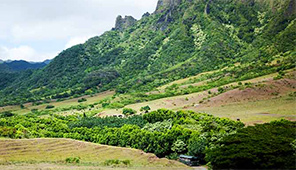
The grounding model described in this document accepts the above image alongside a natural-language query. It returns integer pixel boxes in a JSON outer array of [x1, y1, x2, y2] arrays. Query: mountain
[[0, 0, 295, 106], [0, 60, 50, 92], [43, 59, 52, 65], [0, 60, 48, 72]]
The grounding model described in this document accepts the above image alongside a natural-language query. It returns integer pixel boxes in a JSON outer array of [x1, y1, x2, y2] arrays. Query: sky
[[0, 0, 158, 62]]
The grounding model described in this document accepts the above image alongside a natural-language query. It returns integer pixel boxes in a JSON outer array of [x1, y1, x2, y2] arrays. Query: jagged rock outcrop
[[142, 12, 150, 18], [114, 15, 137, 31], [154, 0, 182, 14], [154, 0, 185, 31]]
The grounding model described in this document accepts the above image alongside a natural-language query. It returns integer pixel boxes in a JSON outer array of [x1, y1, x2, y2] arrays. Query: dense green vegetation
[[0, 60, 47, 72], [122, 108, 137, 116], [0, 109, 294, 169], [0, 0, 295, 106], [69, 115, 147, 129], [104, 62, 294, 107], [206, 120, 296, 169], [0, 109, 243, 160]]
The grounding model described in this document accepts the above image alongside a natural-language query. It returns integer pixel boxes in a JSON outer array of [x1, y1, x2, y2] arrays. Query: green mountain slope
[[0, 0, 295, 106], [0, 60, 49, 91], [0, 60, 48, 72]]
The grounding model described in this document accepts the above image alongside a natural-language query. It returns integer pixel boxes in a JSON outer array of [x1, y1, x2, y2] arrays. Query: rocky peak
[[155, 0, 182, 14], [142, 12, 150, 18], [114, 15, 137, 31]]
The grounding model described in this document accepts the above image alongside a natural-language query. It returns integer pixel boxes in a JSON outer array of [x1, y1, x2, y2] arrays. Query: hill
[[95, 69, 296, 125], [0, 60, 49, 72], [0, 60, 50, 91], [0, 138, 188, 170], [0, 0, 295, 106]]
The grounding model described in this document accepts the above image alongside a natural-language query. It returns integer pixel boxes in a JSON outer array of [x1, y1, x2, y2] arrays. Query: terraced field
[[0, 138, 189, 170]]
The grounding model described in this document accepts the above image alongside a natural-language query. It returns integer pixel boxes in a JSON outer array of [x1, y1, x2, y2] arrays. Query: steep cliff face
[[114, 15, 137, 31], [155, 0, 182, 14], [154, 0, 186, 30]]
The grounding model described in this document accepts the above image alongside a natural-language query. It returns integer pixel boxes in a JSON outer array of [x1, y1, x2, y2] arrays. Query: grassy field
[[0, 91, 115, 115], [101, 71, 296, 125], [102, 92, 295, 125], [189, 95, 296, 125], [157, 69, 218, 91], [0, 138, 190, 170]]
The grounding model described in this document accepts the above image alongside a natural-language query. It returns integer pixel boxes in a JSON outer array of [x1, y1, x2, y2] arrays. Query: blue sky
[[0, 0, 158, 62]]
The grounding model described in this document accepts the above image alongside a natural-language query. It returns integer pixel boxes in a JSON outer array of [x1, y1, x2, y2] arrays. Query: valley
[[0, 0, 295, 169]]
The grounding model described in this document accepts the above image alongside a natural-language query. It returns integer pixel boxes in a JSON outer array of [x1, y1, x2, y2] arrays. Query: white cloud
[[0, 0, 159, 61], [65, 35, 96, 49], [0, 45, 56, 62], [2, 0, 158, 42]]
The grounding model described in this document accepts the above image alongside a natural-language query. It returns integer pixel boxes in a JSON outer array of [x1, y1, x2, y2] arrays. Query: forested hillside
[[0, 0, 295, 106], [0, 60, 49, 91]]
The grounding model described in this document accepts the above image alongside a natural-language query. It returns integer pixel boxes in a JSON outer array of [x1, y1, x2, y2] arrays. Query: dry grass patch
[[0, 138, 188, 170]]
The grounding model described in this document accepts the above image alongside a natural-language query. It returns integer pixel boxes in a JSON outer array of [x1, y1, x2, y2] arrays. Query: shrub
[[104, 159, 120, 166], [78, 98, 87, 103], [20, 104, 25, 109], [140, 105, 151, 113], [122, 108, 137, 116], [171, 139, 187, 153], [45, 105, 55, 109], [217, 87, 224, 93], [31, 109, 38, 113], [104, 159, 131, 166], [65, 157, 80, 163], [122, 160, 131, 166], [107, 102, 125, 109], [0, 111, 15, 118]]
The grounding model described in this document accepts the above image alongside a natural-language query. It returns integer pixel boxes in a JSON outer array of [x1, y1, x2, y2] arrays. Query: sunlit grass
[[0, 138, 188, 169]]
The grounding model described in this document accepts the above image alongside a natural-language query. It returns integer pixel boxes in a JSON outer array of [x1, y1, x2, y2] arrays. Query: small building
[[179, 155, 199, 166]]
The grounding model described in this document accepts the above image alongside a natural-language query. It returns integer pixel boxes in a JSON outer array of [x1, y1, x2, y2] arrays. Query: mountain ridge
[[0, 0, 295, 106], [0, 59, 50, 72]]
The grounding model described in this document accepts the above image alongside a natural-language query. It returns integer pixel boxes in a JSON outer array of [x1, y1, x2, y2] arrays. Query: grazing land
[[0, 138, 189, 170], [99, 70, 296, 125], [0, 91, 115, 115]]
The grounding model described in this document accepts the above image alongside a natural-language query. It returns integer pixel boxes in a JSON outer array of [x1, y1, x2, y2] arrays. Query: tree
[[140, 105, 151, 113], [20, 104, 25, 109], [171, 139, 187, 153], [206, 120, 296, 169], [122, 108, 137, 117], [78, 98, 87, 103], [188, 133, 207, 163]]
